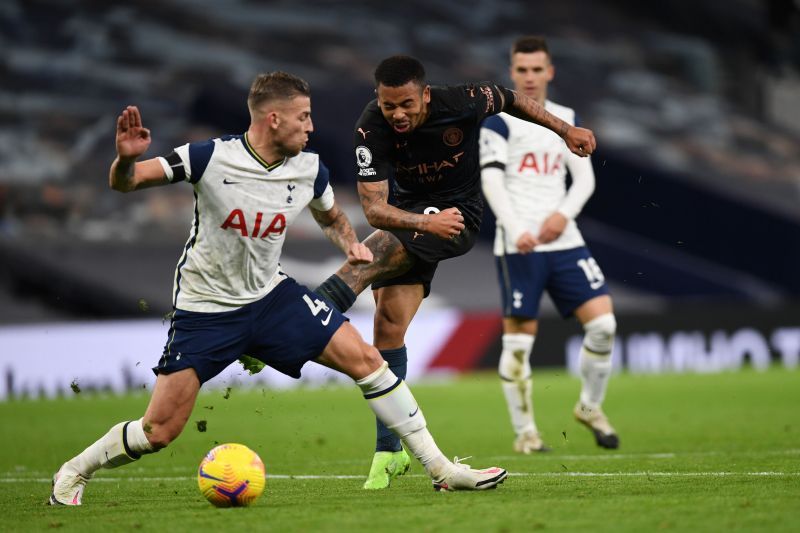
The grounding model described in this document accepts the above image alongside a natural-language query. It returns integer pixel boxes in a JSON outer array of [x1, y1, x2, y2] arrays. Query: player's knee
[[582, 313, 616, 355], [373, 314, 407, 345], [498, 333, 534, 380], [375, 313, 405, 338]]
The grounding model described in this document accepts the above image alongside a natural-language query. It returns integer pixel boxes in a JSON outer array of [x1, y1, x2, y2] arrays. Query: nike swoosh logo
[[408, 406, 419, 417], [321, 309, 333, 326], [198, 465, 225, 482], [223, 178, 240, 185]]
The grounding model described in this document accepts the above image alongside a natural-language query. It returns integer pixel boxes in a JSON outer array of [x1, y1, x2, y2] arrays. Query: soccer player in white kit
[[48, 72, 507, 506], [480, 37, 619, 452]]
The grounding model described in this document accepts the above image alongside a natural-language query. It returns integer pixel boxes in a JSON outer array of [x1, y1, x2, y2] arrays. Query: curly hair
[[374, 55, 426, 88]]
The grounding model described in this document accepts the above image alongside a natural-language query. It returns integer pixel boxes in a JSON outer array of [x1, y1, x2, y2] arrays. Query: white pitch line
[[489, 448, 800, 462], [7, 449, 797, 478], [490, 453, 677, 461], [4, 471, 799, 483], [509, 471, 800, 477]]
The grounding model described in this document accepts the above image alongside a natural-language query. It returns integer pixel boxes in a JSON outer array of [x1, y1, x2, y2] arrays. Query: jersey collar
[[242, 132, 286, 172]]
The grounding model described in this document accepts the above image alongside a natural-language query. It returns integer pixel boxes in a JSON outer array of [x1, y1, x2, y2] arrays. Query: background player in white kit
[[48, 72, 507, 506], [480, 37, 619, 452]]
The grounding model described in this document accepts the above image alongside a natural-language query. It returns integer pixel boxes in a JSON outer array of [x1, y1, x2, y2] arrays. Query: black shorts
[[372, 203, 478, 297]]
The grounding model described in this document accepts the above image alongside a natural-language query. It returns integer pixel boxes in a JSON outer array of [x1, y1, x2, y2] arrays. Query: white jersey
[[479, 100, 595, 255], [157, 133, 334, 312]]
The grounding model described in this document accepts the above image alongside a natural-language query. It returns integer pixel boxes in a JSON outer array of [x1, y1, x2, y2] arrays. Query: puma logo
[[358, 128, 370, 139]]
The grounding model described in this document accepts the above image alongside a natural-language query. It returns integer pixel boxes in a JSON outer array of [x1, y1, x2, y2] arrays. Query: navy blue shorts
[[153, 278, 347, 384], [495, 246, 610, 319]]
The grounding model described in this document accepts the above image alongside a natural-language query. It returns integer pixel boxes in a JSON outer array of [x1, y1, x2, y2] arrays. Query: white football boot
[[432, 457, 508, 491], [48, 463, 91, 506], [513, 430, 551, 454], [574, 402, 620, 449]]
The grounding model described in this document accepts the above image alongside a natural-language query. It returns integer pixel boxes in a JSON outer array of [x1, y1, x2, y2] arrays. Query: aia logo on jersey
[[518, 152, 563, 175], [443, 127, 463, 147], [221, 209, 286, 238]]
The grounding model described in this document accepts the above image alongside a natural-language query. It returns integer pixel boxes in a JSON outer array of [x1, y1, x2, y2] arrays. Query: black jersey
[[354, 83, 509, 229]]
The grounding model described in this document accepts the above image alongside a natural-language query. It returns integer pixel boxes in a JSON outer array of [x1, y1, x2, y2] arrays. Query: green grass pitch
[[2, 367, 798, 532]]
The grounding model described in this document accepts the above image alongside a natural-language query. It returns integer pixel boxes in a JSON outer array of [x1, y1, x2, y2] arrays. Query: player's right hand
[[116, 106, 151, 159], [564, 126, 596, 157], [425, 207, 465, 240], [346, 242, 374, 265], [515, 231, 539, 254]]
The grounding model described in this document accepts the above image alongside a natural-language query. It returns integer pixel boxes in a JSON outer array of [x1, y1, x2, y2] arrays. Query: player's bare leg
[[499, 317, 550, 453], [49, 369, 200, 506], [372, 284, 423, 349], [572, 295, 619, 449], [316, 323, 507, 491]]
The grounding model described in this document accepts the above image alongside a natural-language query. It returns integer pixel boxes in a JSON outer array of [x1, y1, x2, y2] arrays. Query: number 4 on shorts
[[303, 294, 330, 316]]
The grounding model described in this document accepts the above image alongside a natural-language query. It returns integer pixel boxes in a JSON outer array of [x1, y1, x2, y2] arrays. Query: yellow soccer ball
[[197, 443, 266, 507]]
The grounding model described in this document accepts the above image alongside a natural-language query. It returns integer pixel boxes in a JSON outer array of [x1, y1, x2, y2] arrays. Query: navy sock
[[314, 274, 356, 313], [375, 346, 408, 453]]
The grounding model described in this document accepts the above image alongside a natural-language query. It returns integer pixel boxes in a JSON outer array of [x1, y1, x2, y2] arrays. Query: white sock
[[579, 314, 616, 408], [499, 333, 537, 436], [67, 419, 155, 477], [356, 363, 449, 478]]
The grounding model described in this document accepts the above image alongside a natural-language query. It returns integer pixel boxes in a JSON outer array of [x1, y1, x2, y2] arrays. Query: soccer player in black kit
[[314, 55, 596, 489]]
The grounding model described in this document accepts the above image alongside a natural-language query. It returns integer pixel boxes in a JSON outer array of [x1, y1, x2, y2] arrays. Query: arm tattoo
[[506, 90, 571, 138], [110, 156, 136, 191], [358, 181, 427, 231], [310, 203, 359, 255]]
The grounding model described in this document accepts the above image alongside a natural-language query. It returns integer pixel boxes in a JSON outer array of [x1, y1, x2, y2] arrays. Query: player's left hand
[[564, 126, 596, 157], [346, 242, 373, 265], [538, 212, 568, 243]]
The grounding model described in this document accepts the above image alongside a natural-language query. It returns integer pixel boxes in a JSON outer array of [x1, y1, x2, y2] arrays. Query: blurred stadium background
[[1, 0, 799, 399]]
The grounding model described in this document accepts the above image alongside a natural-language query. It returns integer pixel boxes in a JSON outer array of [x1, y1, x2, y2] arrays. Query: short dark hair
[[374, 55, 426, 88], [511, 36, 550, 58], [248, 72, 310, 111]]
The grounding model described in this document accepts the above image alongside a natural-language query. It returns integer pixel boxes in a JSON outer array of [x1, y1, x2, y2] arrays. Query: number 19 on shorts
[[577, 257, 605, 290]]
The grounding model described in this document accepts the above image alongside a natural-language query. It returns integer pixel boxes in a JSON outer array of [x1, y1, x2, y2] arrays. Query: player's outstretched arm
[[310, 201, 373, 265], [357, 181, 464, 239], [109, 106, 168, 193], [505, 92, 597, 157]]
